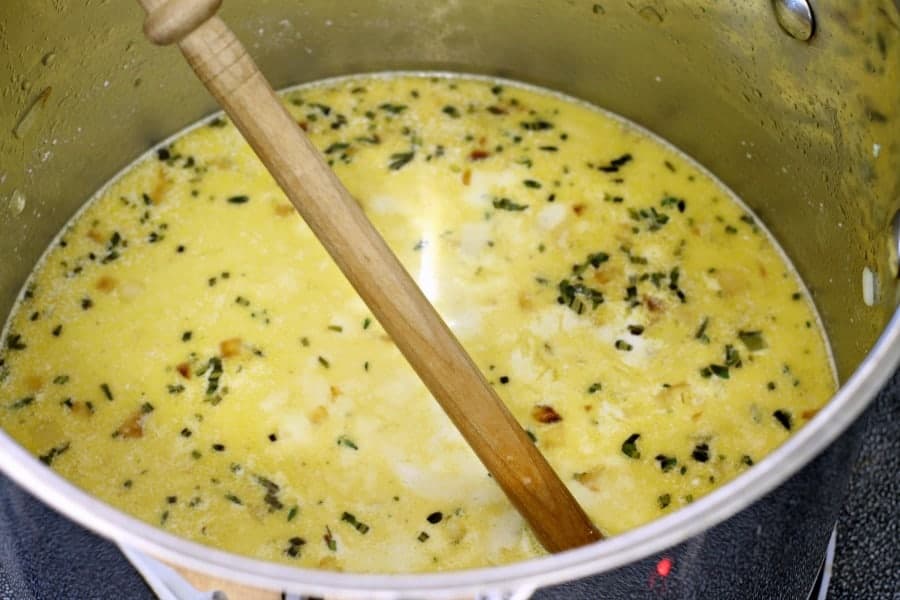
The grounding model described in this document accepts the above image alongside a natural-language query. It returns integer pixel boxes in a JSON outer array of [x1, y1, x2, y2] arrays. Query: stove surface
[[1, 374, 897, 600]]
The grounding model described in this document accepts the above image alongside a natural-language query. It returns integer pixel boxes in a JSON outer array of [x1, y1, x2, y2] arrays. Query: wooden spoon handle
[[135, 0, 602, 552]]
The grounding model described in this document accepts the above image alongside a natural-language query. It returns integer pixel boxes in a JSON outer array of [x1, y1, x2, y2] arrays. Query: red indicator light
[[656, 557, 672, 577]]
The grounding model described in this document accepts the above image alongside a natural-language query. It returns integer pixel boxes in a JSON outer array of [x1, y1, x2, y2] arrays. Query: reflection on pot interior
[[0, 74, 835, 573]]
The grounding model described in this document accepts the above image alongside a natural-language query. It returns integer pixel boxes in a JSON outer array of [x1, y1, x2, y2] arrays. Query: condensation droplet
[[637, 5, 665, 24], [14, 86, 52, 140], [9, 189, 26, 216], [862, 266, 877, 306]]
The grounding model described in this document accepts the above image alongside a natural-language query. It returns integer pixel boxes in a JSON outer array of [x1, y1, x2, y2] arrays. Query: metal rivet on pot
[[772, 0, 815, 41]]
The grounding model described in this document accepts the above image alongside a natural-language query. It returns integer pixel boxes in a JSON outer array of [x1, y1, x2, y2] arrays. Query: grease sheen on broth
[[0, 75, 835, 573]]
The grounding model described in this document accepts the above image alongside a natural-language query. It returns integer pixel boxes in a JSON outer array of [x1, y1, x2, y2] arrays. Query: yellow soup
[[0, 74, 835, 573]]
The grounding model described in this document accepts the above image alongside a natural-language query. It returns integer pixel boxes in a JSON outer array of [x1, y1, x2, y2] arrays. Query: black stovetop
[[1, 373, 897, 599]]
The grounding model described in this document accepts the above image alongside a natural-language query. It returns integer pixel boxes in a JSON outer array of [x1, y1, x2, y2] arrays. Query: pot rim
[[1, 306, 897, 596]]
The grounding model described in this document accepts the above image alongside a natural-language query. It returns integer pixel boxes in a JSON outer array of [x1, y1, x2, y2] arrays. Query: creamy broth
[[0, 74, 835, 573]]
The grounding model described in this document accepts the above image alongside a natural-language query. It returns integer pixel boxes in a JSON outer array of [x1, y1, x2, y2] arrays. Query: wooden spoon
[[136, 0, 602, 552]]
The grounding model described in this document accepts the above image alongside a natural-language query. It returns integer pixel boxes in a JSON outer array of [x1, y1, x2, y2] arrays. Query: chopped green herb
[[100, 383, 114, 401], [694, 317, 710, 343], [388, 151, 415, 170], [417, 531, 430, 542], [324, 526, 337, 551], [9, 396, 34, 409], [6, 334, 26, 350], [614, 339, 633, 352], [342, 511, 370, 534], [224, 493, 243, 505], [520, 119, 554, 131], [523, 179, 542, 189], [700, 364, 729, 379], [287, 506, 299, 521], [379, 102, 407, 115], [773, 410, 793, 431], [724, 344, 742, 368], [629, 206, 669, 231], [285, 536, 306, 558], [655, 454, 678, 472], [363, 317, 372, 330], [660, 196, 686, 213], [556, 251, 610, 314], [557, 280, 604, 314], [53, 375, 69, 385], [738, 330, 767, 352], [691, 442, 710, 462], [587, 382, 602, 394], [337, 435, 358, 450], [596, 153, 633, 173], [624, 285, 638, 306], [571, 252, 609, 276], [441, 105, 460, 118], [226, 195, 249, 204], [317, 356, 330, 368], [205, 357, 223, 395], [324, 142, 350, 154], [492, 197, 528, 211], [39, 441, 70, 466], [256, 475, 283, 511], [309, 102, 331, 115], [621, 433, 641, 459]]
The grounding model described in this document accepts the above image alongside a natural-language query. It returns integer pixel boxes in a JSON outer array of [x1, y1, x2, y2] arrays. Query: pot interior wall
[[1, 2, 898, 379]]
